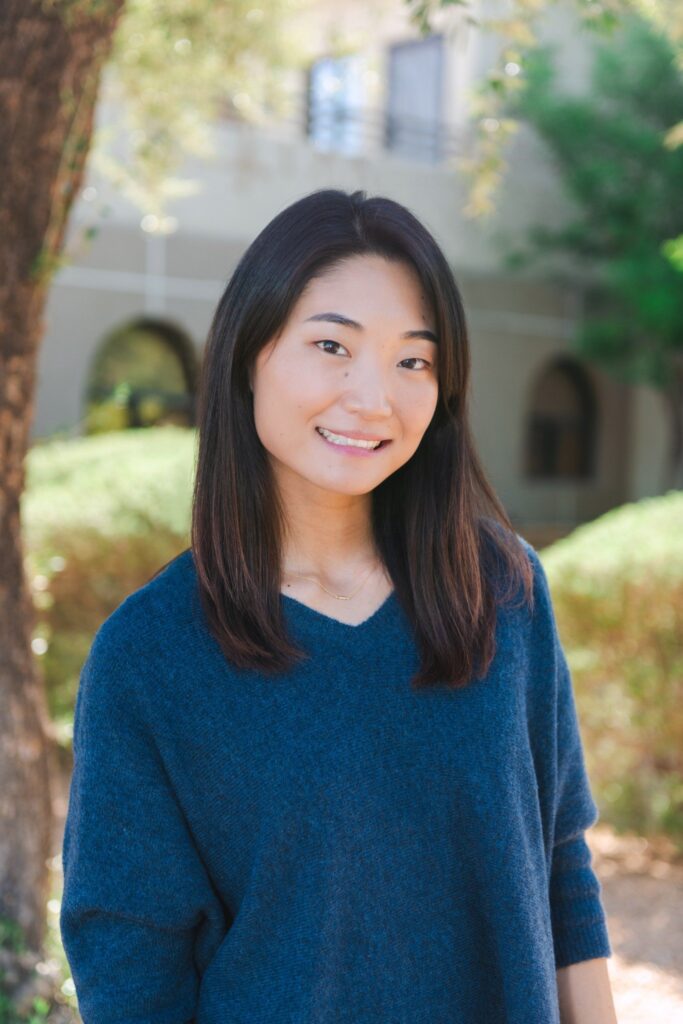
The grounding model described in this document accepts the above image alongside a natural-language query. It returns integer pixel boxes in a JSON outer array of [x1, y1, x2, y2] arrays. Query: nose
[[341, 360, 393, 419]]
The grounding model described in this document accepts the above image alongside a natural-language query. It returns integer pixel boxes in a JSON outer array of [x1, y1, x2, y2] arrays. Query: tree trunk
[[0, 0, 125, 955]]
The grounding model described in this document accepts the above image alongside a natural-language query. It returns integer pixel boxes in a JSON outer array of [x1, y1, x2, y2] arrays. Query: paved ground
[[588, 824, 683, 1023]]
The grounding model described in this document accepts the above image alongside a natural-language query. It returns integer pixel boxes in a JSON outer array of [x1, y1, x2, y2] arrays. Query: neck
[[277, 479, 380, 586], [281, 548, 383, 593]]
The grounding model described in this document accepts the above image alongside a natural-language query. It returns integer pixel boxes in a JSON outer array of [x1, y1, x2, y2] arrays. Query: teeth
[[317, 427, 383, 449]]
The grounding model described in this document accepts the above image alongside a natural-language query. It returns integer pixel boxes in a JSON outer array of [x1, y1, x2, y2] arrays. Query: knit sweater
[[60, 538, 612, 1024]]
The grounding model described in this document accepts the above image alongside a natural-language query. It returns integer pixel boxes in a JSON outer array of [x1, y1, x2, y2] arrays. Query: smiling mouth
[[315, 426, 391, 450]]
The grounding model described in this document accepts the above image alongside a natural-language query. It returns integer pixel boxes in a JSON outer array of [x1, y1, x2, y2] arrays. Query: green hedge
[[23, 425, 196, 542], [539, 489, 683, 849], [22, 426, 196, 761], [22, 427, 683, 848]]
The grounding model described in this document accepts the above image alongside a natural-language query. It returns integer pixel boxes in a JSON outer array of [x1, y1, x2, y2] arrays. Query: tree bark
[[0, 0, 125, 953]]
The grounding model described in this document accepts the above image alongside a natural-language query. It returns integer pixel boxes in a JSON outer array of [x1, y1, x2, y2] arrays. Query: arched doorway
[[523, 357, 598, 479], [84, 318, 198, 434]]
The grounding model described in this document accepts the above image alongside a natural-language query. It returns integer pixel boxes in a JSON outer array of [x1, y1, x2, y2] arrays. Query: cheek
[[399, 379, 439, 434], [252, 364, 323, 449], [264, 351, 330, 408]]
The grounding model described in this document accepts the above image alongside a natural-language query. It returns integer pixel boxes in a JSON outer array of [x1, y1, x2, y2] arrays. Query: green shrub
[[22, 426, 196, 763], [23, 425, 196, 542], [539, 490, 683, 850]]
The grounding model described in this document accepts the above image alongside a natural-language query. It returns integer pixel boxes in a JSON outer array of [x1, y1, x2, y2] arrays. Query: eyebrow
[[303, 311, 439, 345]]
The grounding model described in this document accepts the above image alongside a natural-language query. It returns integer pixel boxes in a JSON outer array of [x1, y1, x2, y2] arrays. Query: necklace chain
[[283, 560, 380, 601]]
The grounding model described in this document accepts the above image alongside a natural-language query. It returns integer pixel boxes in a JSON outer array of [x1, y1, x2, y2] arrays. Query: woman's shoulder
[[478, 517, 542, 607], [480, 522, 558, 655], [88, 547, 197, 669], [496, 531, 566, 678]]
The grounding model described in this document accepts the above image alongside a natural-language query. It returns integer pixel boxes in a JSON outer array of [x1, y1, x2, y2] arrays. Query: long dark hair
[[188, 187, 533, 688]]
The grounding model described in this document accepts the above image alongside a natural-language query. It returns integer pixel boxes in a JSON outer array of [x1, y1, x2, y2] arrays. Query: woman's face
[[250, 253, 440, 498]]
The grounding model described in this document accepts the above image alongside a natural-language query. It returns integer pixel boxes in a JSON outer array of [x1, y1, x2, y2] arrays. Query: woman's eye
[[315, 339, 346, 356], [315, 340, 431, 371], [399, 357, 431, 371]]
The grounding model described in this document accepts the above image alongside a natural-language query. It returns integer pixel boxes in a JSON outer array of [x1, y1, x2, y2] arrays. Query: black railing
[[221, 94, 466, 165], [306, 100, 462, 162]]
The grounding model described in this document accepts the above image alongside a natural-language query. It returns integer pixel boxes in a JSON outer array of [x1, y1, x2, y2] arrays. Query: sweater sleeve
[[60, 620, 229, 1024], [523, 541, 613, 970], [547, 645, 613, 969]]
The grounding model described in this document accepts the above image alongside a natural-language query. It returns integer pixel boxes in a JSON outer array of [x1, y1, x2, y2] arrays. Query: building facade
[[33, 0, 669, 541]]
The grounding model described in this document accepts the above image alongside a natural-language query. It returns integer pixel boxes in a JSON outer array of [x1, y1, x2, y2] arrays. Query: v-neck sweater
[[60, 538, 612, 1024]]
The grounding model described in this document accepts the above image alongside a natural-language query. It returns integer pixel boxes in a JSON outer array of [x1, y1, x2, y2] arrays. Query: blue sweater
[[60, 539, 612, 1024]]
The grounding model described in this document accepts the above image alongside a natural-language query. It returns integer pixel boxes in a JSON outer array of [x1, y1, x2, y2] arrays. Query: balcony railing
[[219, 93, 468, 166]]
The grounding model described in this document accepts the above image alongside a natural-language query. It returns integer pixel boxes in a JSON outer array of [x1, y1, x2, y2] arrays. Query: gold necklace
[[283, 560, 380, 601]]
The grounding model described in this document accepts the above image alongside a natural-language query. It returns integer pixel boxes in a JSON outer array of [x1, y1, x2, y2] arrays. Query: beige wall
[[458, 273, 632, 525], [629, 386, 670, 498], [31, 0, 668, 529]]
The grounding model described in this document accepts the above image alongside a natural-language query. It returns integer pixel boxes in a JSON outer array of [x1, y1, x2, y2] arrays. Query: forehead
[[295, 255, 433, 321]]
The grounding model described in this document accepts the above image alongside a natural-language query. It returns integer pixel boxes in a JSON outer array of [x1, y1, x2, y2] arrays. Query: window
[[306, 54, 367, 156], [523, 357, 597, 479], [385, 35, 445, 163]]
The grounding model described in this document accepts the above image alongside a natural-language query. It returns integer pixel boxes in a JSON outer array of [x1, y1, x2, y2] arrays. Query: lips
[[315, 426, 391, 453], [316, 427, 391, 443]]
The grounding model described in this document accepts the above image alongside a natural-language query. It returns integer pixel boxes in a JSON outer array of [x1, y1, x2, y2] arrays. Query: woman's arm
[[519, 543, 617, 1016], [61, 626, 228, 1024], [556, 957, 618, 1023]]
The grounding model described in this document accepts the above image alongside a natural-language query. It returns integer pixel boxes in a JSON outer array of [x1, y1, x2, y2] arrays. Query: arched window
[[523, 357, 597, 479], [84, 318, 198, 434]]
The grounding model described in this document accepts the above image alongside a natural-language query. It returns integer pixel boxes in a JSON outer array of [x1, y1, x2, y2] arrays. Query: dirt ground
[[588, 824, 683, 1023]]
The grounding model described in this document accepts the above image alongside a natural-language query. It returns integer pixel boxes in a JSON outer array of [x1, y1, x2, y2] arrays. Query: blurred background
[[1, 0, 682, 1021]]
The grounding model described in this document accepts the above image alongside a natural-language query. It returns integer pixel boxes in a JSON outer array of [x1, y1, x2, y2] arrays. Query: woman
[[60, 188, 618, 1023]]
